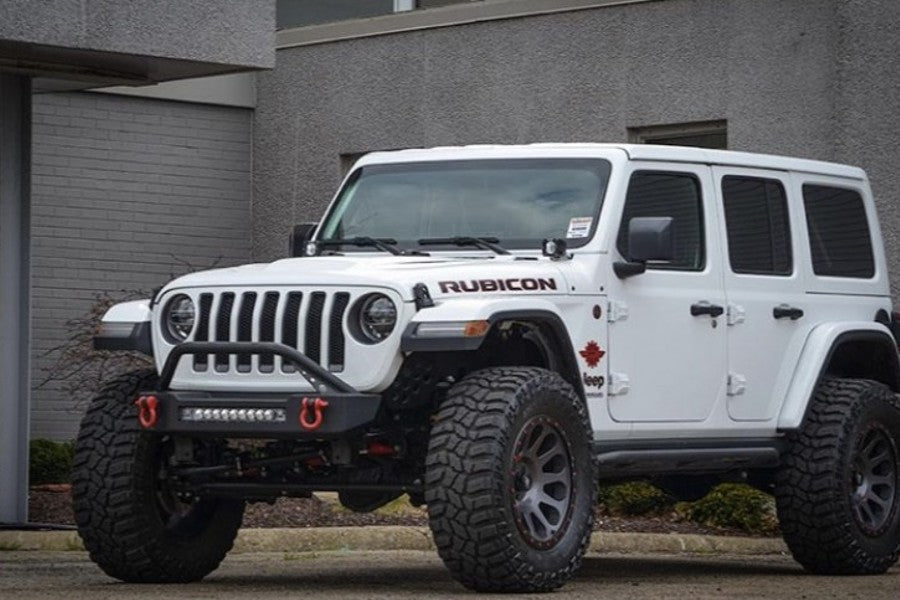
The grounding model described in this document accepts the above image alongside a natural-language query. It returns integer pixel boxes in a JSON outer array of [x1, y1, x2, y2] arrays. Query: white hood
[[159, 254, 573, 301]]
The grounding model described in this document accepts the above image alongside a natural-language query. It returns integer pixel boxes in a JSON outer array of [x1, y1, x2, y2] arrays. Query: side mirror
[[289, 223, 318, 257], [613, 216, 674, 279]]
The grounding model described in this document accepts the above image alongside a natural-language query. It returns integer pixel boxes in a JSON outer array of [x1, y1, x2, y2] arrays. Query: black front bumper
[[138, 341, 381, 438]]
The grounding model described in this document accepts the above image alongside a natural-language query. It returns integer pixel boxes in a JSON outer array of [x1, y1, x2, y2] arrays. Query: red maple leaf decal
[[579, 341, 605, 368]]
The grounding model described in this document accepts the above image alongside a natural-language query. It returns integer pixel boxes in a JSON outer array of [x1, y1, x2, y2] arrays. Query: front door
[[605, 163, 728, 422]]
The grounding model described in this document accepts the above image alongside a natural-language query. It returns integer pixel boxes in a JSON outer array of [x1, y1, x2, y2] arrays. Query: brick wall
[[30, 91, 253, 440]]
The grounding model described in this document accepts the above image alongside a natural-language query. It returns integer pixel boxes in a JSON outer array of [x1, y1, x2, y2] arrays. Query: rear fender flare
[[777, 322, 900, 430]]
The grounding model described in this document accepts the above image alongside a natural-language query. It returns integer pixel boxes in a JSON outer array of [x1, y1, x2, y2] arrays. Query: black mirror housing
[[628, 216, 674, 262], [289, 223, 318, 257]]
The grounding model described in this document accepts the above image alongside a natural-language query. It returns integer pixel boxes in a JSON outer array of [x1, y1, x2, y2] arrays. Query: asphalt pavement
[[1, 550, 898, 599]]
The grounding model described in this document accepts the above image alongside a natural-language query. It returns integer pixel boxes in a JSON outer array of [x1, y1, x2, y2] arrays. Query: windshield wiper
[[316, 237, 404, 256], [418, 236, 511, 255]]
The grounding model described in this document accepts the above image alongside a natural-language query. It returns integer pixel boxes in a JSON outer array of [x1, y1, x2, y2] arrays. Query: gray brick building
[[30, 91, 253, 439]]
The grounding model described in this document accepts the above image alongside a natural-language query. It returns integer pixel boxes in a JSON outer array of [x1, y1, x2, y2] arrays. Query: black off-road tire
[[776, 377, 900, 575], [425, 367, 595, 593], [72, 369, 245, 583]]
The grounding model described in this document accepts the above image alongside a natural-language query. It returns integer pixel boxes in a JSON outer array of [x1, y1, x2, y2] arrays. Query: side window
[[617, 171, 704, 270], [802, 184, 875, 278], [721, 176, 792, 275]]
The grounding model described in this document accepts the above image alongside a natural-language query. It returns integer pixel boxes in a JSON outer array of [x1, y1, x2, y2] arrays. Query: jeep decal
[[438, 278, 557, 294]]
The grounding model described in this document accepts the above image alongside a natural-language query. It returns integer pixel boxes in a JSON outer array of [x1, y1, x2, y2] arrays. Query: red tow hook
[[135, 395, 159, 429], [299, 397, 328, 431]]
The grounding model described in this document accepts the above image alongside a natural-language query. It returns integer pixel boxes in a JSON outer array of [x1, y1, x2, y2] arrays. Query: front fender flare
[[401, 298, 584, 397], [93, 299, 154, 356], [401, 298, 566, 352]]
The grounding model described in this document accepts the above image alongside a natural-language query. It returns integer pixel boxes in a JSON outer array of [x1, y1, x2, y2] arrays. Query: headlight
[[355, 294, 397, 343], [163, 294, 195, 343]]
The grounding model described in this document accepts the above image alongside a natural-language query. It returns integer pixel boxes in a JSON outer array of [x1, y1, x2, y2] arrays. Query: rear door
[[713, 167, 807, 421]]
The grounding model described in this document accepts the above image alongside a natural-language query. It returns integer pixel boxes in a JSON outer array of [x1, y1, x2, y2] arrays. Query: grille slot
[[236, 292, 257, 372], [259, 292, 280, 372], [281, 292, 303, 373], [305, 292, 326, 365], [193, 293, 213, 371], [328, 292, 350, 372], [214, 293, 235, 371]]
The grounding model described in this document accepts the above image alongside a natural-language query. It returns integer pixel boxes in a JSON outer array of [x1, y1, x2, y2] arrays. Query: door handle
[[691, 302, 724, 318], [773, 305, 804, 320]]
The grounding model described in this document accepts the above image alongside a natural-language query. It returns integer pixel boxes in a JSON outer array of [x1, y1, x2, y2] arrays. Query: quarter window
[[803, 185, 875, 278], [617, 172, 704, 270], [722, 176, 792, 275]]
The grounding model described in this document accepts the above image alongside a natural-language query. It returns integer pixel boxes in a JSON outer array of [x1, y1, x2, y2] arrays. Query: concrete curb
[[0, 526, 788, 555]]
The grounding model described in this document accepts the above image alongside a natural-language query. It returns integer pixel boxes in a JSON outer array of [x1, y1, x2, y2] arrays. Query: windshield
[[318, 158, 611, 251]]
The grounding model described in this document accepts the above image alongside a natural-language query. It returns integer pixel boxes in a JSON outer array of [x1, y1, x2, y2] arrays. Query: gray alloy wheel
[[510, 416, 575, 548]]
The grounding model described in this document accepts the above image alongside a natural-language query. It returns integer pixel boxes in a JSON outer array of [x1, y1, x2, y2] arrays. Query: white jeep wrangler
[[75, 144, 900, 592]]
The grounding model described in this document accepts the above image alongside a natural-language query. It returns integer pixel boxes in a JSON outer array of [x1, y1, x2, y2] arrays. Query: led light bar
[[179, 407, 287, 423]]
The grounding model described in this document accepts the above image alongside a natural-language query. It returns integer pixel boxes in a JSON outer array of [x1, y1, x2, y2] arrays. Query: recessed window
[[277, 0, 395, 29], [803, 184, 875, 278], [276, 0, 477, 30], [617, 171, 704, 271], [628, 120, 727, 150], [722, 176, 792, 276]]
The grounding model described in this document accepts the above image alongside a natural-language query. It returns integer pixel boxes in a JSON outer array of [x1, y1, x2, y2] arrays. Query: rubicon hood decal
[[438, 278, 558, 293]]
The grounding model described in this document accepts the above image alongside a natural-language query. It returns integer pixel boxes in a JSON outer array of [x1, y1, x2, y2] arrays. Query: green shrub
[[29, 439, 74, 485], [677, 483, 778, 534], [598, 481, 674, 516]]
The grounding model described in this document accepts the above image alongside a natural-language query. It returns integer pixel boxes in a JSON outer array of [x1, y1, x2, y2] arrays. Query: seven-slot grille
[[189, 290, 351, 374]]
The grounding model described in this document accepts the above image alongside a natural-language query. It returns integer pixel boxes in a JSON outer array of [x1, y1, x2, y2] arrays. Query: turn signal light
[[463, 320, 490, 337]]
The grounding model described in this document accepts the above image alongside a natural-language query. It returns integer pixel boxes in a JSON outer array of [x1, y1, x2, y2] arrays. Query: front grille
[[191, 290, 351, 374]]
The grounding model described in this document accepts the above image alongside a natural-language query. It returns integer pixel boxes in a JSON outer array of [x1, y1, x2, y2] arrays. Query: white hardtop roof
[[358, 143, 866, 180]]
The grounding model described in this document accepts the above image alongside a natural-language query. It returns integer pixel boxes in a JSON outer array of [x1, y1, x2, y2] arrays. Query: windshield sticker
[[566, 217, 593, 239]]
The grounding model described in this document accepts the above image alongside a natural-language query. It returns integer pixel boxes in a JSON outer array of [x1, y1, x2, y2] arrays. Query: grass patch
[[0, 541, 22, 551], [598, 482, 675, 516], [676, 483, 778, 534]]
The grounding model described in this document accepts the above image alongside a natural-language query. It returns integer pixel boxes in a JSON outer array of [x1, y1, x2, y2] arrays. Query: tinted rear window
[[722, 176, 792, 275], [803, 184, 874, 278]]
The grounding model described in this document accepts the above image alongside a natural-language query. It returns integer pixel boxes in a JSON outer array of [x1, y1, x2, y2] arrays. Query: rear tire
[[425, 367, 595, 592], [72, 369, 244, 583], [775, 377, 900, 575]]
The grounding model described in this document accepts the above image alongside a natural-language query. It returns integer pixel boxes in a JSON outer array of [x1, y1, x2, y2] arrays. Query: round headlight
[[357, 294, 397, 343], [164, 294, 195, 343]]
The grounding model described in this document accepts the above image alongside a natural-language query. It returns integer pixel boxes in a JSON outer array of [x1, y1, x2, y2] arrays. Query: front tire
[[72, 369, 245, 583], [425, 367, 595, 592], [776, 377, 900, 575]]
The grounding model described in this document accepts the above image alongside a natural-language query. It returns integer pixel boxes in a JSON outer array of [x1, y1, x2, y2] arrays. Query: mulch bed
[[28, 486, 774, 538]]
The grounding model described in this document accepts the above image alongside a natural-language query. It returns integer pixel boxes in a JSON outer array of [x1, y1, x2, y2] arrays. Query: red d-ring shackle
[[135, 395, 159, 428], [299, 397, 328, 431]]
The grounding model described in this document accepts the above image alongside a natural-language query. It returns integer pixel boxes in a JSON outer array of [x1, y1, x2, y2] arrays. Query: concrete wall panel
[[0, 0, 274, 69], [252, 0, 851, 264]]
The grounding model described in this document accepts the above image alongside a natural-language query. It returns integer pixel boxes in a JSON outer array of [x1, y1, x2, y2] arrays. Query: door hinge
[[727, 372, 746, 396], [609, 372, 630, 396], [608, 300, 629, 323], [727, 303, 746, 326]]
